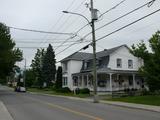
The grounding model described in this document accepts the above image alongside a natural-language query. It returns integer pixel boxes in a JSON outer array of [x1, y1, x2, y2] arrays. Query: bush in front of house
[[56, 87, 71, 93], [79, 88, 90, 94]]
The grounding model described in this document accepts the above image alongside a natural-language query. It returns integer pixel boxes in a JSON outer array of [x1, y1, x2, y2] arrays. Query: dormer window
[[117, 58, 122, 68], [128, 59, 133, 69], [84, 62, 87, 69]]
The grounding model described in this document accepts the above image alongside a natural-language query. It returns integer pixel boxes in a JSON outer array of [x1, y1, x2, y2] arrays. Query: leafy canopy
[[130, 31, 160, 92], [0, 23, 22, 80]]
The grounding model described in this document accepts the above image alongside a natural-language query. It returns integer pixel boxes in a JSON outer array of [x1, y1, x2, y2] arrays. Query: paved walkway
[[0, 101, 13, 120]]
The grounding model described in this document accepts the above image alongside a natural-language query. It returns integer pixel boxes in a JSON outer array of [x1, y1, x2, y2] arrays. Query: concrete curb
[[28, 92, 160, 113], [0, 101, 14, 120]]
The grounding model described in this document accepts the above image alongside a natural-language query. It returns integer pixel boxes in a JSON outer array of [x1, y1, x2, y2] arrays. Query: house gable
[[108, 45, 143, 71]]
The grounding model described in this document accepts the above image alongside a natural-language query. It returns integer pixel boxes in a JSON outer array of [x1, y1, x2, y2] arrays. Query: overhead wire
[[35, 0, 85, 49], [55, 0, 157, 56], [9, 26, 74, 35], [99, 0, 127, 18], [16, 41, 90, 49], [56, 0, 159, 60], [55, 0, 129, 51], [81, 0, 157, 40]]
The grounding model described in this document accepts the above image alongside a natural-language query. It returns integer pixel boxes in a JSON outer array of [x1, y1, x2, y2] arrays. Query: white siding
[[108, 46, 143, 71], [62, 60, 82, 90]]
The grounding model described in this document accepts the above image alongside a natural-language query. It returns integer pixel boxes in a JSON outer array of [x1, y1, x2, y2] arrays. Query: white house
[[61, 45, 144, 93]]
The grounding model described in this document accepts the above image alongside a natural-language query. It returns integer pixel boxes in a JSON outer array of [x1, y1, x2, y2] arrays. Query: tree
[[55, 66, 62, 89], [130, 31, 160, 92], [31, 48, 45, 88], [42, 44, 56, 87], [25, 69, 35, 88], [0, 23, 22, 82]]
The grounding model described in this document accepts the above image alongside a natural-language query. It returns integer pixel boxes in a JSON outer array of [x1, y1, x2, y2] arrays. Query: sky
[[0, 0, 160, 68]]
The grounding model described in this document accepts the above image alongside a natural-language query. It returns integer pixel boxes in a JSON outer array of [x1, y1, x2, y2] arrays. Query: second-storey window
[[128, 59, 133, 68], [117, 58, 122, 68]]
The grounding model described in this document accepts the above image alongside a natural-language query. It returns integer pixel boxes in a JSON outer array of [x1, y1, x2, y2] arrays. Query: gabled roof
[[60, 52, 92, 62], [85, 44, 128, 60], [60, 44, 129, 62], [96, 44, 128, 58]]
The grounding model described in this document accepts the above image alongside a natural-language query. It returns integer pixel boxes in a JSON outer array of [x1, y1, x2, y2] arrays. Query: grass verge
[[107, 95, 160, 106], [27, 88, 91, 98]]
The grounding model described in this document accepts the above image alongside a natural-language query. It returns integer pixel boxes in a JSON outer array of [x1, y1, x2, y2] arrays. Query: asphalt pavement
[[0, 86, 160, 120]]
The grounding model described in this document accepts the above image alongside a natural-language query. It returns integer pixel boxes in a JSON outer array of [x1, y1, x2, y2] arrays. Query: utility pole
[[90, 0, 99, 103], [23, 58, 26, 88], [62, 0, 99, 103]]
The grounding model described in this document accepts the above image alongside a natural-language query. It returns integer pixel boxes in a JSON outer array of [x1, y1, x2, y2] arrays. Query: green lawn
[[108, 95, 160, 106], [27, 88, 91, 98]]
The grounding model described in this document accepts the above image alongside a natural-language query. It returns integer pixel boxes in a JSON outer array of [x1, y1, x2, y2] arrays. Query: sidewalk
[[100, 100, 160, 113], [30, 92, 160, 113], [0, 101, 14, 120]]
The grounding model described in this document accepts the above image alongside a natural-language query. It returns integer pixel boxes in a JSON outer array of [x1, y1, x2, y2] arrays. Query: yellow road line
[[25, 95, 103, 120]]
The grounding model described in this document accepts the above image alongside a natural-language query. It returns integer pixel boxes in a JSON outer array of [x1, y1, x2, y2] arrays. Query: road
[[0, 86, 160, 120]]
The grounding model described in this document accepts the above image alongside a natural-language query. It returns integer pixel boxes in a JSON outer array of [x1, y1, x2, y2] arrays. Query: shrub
[[79, 88, 90, 94], [56, 87, 71, 93], [141, 88, 151, 95]]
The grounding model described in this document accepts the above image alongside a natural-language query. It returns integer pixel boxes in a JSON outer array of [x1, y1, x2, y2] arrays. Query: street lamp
[[62, 1, 99, 103], [62, 11, 91, 25]]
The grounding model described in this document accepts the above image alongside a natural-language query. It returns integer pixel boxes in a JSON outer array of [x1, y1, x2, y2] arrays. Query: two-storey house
[[61, 45, 144, 93]]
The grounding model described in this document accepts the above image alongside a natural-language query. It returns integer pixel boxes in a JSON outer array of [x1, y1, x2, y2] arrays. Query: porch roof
[[72, 68, 138, 76]]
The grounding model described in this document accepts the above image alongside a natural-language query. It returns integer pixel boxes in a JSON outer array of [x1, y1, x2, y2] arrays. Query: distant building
[[61, 45, 144, 93]]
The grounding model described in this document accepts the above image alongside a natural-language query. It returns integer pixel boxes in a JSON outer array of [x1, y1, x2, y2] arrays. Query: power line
[[73, 0, 128, 36], [15, 40, 90, 44], [39, 0, 77, 45], [9, 26, 74, 35], [99, 0, 127, 18], [96, 8, 160, 42], [47, 0, 127, 50], [56, 6, 160, 58], [16, 41, 90, 49], [55, 40, 91, 55], [55, 0, 157, 56], [82, 0, 157, 40], [41, 0, 88, 48]]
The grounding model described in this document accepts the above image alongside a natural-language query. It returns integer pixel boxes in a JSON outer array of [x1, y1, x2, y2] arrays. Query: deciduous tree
[[0, 23, 22, 82], [130, 31, 160, 92]]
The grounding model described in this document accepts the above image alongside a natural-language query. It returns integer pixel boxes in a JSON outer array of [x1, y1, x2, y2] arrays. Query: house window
[[117, 58, 122, 68], [128, 76, 133, 86], [63, 62, 68, 71], [63, 77, 68, 86], [128, 59, 133, 69], [84, 62, 87, 69]]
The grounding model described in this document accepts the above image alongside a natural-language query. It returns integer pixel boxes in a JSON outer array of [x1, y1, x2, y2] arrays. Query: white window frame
[[117, 58, 122, 68], [128, 59, 133, 69]]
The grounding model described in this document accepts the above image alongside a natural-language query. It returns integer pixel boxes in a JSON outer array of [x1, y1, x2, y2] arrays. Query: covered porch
[[72, 70, 144, 92]]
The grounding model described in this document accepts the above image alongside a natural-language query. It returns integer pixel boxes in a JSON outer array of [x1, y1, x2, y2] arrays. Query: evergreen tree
[[25, 69, 35, 87], [55, 66, 62, 89], [31, 48, 45, 88], [130, 31, 160, 92], [0, 23, 22, 81], [42, 44, 56, 87]]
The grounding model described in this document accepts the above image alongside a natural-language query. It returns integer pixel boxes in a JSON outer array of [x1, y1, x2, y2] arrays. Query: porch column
[[109, 73, 113, 92], [133, 74, 136, 88], [82, 75, 84, 88], [87, 75, 89, 87], [78, 76, 80, 87]]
